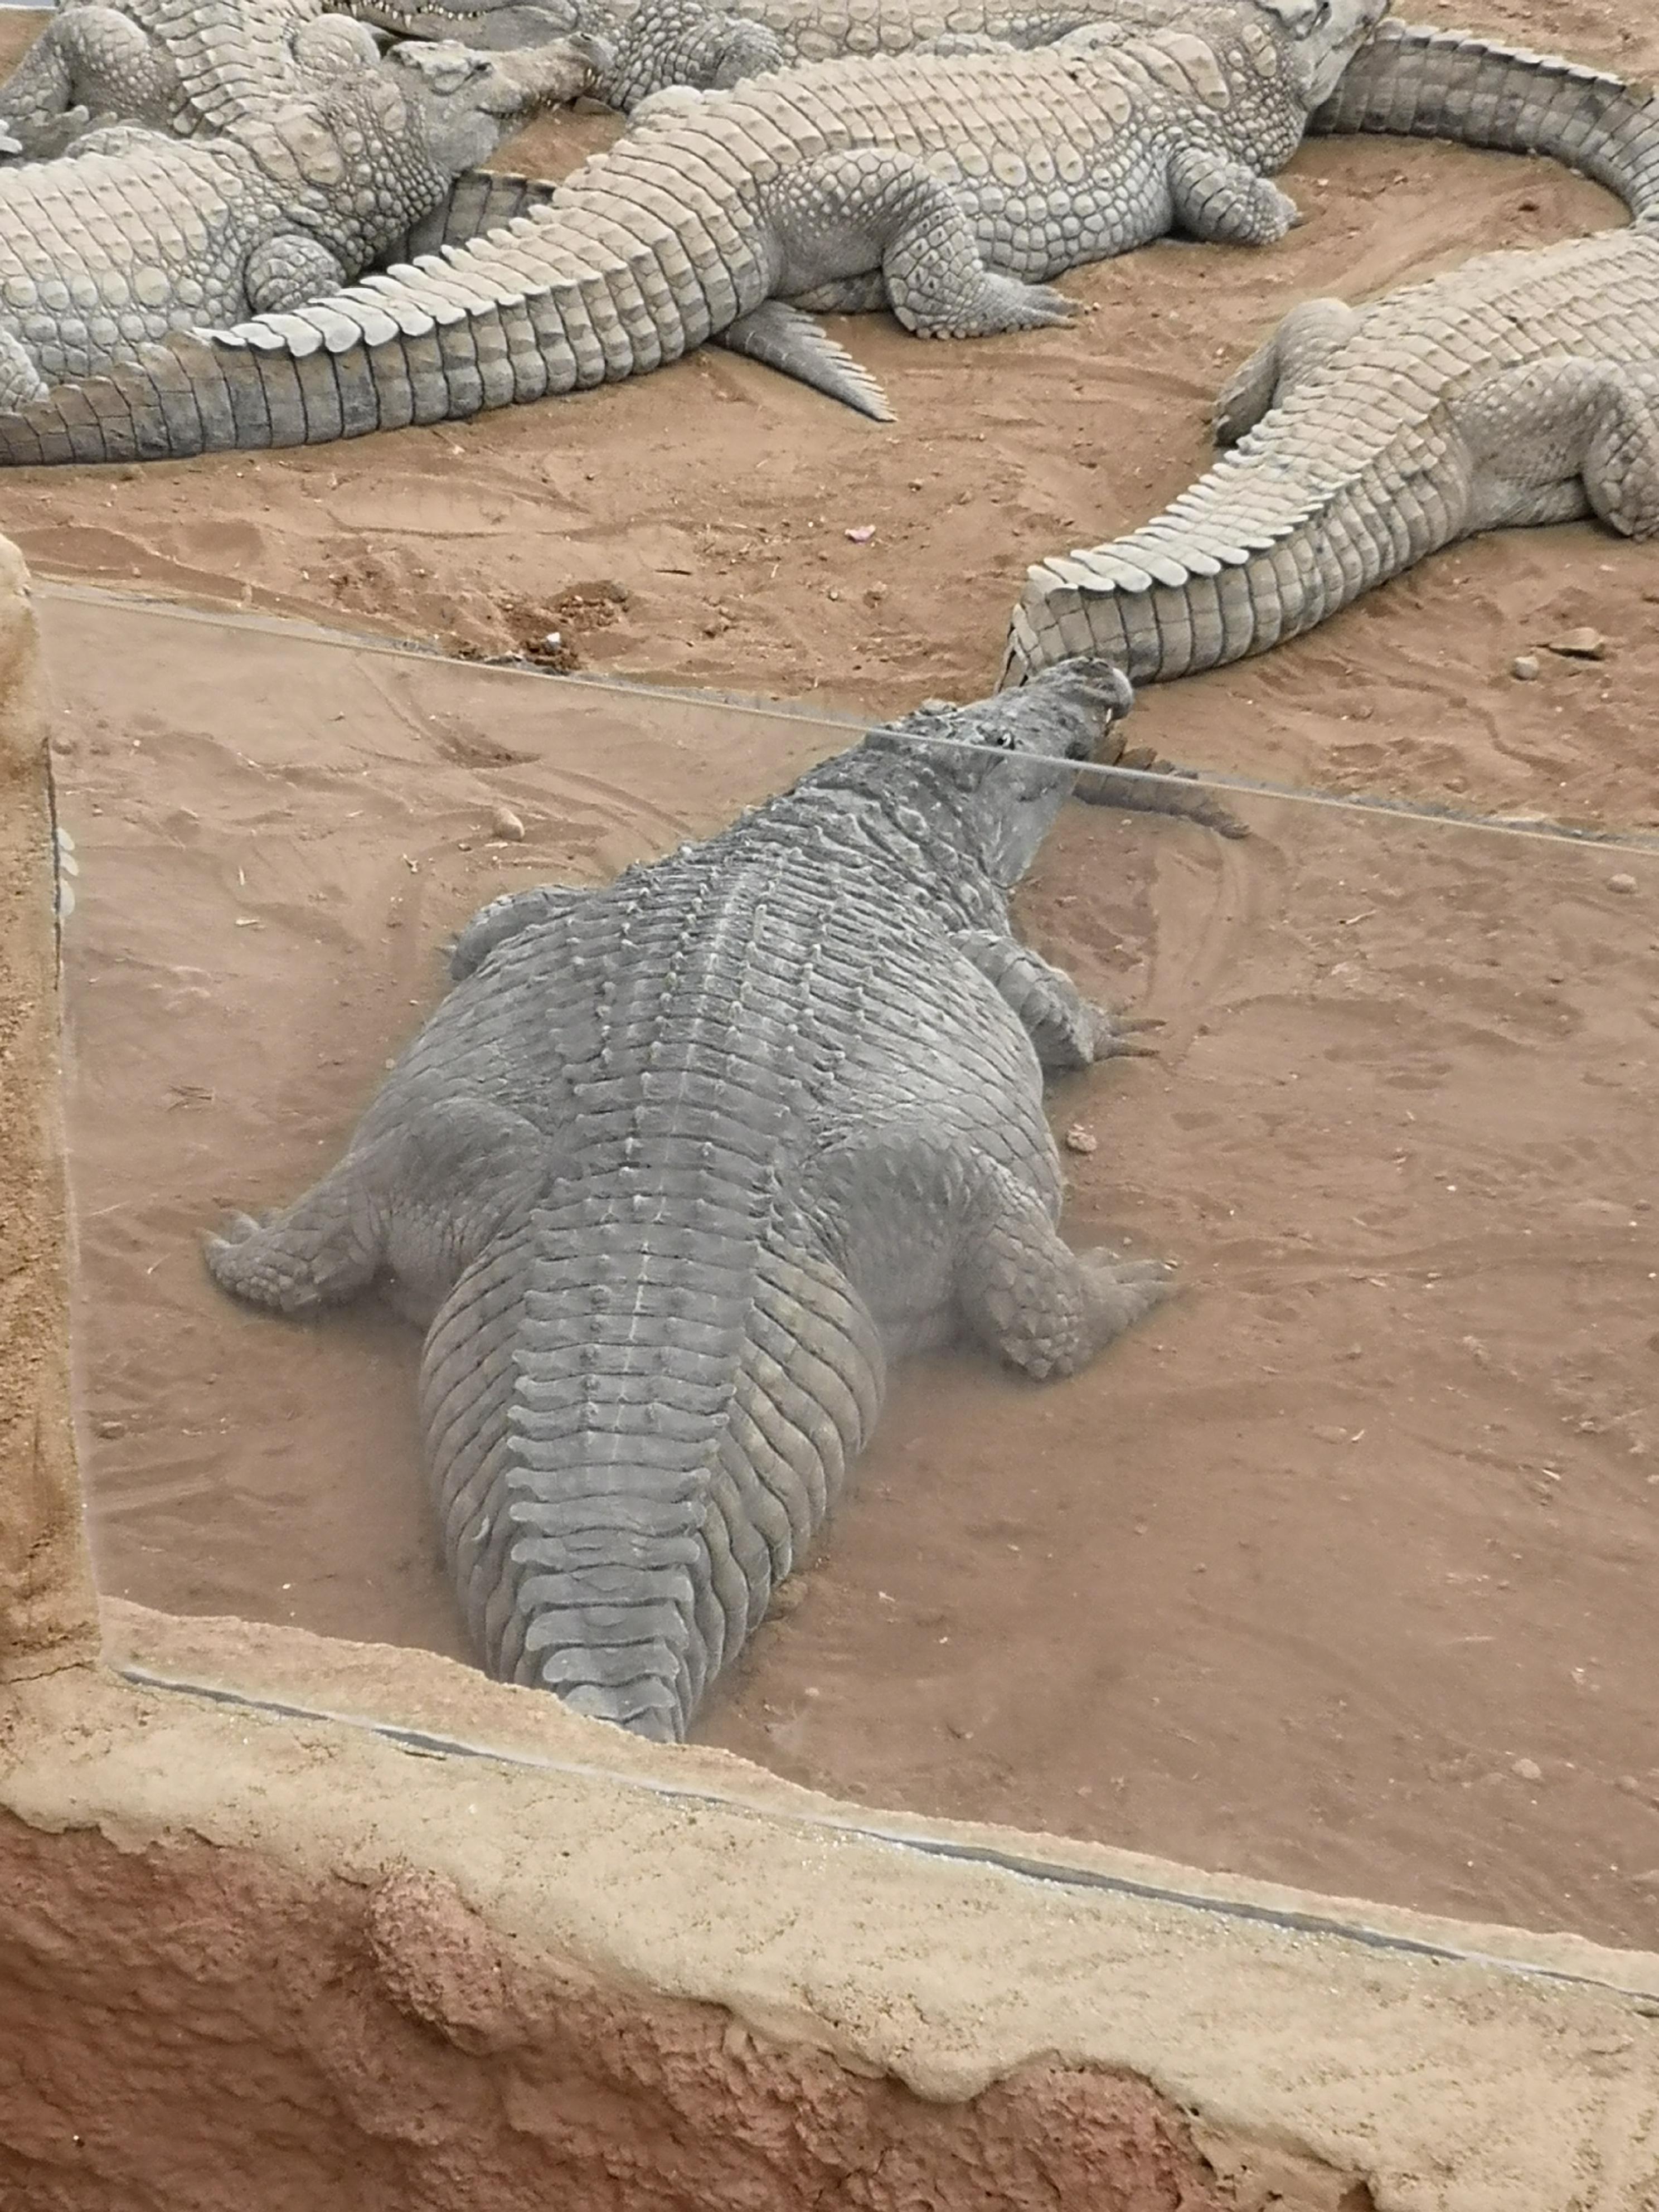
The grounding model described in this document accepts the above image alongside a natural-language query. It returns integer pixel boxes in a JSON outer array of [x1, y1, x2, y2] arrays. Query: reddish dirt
[[14, 0, 1659, 1948], [0, 1815, 1233, 2211]]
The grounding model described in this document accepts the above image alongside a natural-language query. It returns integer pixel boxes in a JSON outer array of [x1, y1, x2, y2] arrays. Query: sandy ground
[[3, 4, 1659, 823], [16, 0, 1659, 1947], [53, 593, 1659, 1953]]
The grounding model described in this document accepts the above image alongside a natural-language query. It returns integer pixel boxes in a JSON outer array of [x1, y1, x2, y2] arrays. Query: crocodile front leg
[[0, 334, 46, 409], [1167, 144, 1299, 248], [764, 149, 1074, 339], [816, 1129, 1173, 1382], [586, 0, 783, 106], [954, 929, 1156, 1074], [244, 235, 350, 317], [448, 882, 590, 981], [205, 1095, 557, 1325], [0, 7, 174, 158]]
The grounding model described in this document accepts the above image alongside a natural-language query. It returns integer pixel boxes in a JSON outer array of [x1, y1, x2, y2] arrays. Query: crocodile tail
[[0, 177, 750, 464], [420, 1209, 884, 1740], [372, 168, 560, 269], [1312, 20, 1659, 224], [1002, 427, 1458, 686]]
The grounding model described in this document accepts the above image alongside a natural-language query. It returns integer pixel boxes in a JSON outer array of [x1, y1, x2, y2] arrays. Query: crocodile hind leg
[[586, 0, 783, 107], [762, 150, 1074, 339], [204, 1097, 555, 1322], [813, 1132, 1172, 1380], [783, 274, 888, 316], [1213, 296, 1360, 448], [1456, 358, 1659, 537]]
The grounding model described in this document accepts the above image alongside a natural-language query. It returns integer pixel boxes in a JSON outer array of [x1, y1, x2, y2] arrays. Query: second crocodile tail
[[1311, 19, 1659, 223]]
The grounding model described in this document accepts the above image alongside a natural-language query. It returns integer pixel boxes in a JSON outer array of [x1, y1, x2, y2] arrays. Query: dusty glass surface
[[50, 589, 1659, 1949]]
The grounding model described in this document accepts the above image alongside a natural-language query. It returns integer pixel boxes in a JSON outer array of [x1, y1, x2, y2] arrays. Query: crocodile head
[[382, 31, 611, 164], [350, 0, 589, 54], [1253, 0, 1393, 108], [870, 658, 1137, 887]]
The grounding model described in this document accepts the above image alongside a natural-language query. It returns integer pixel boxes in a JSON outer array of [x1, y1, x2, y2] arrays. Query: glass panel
[[52, 587, 1659, 1949]]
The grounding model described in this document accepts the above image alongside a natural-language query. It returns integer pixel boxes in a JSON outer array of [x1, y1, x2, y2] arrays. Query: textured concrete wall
[[0, 540, 97, 1682]]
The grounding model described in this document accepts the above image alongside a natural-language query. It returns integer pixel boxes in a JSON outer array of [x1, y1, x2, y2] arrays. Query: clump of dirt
[[454, 582, 633, 672]]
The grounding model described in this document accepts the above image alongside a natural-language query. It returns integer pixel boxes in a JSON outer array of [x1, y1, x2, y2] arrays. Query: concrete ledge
[[0, 536, 97, 1683], [2, 1604, 1655, 2211]]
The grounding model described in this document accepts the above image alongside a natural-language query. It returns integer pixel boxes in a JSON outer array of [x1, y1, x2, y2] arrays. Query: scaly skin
[[1003, 218, 1659, 685], [202, 659, 1204, 1741], [348, 0, 1659, 217], [0, 0, 1388, 459], [0, 0, 381, 153], [1305, 19, 1659, 222], [0, 37, 601, 402], [0, 0, 781, 151]]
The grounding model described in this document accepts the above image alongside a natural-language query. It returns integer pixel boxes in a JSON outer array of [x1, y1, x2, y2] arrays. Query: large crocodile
[[0, 0, 379, 155], [202, 658, 1201, 1740], [0, 35, 603, 402], [332, 0, 1659, 211], [0, 0, 1385, 457], [0, 0, 769, 155], [1003, 104, 1659, 683]]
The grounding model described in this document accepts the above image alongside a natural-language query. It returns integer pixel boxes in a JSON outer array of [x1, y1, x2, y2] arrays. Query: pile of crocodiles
[[12, 0, 1653, 1733]]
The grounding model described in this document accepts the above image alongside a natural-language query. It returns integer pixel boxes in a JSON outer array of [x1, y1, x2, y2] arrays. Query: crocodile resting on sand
[[0, 0, 768, 154], [0, 0, 384, 154], [0, 36, 600, 402], [329, 0, 1659, 212], [1003, 60, 1659, 686], [201, 659, 1212, 1740], [0, 0, 1384, 456]]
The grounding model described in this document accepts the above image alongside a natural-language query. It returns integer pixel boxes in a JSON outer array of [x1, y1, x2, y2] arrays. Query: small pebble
[[1064, 1125, 1099, 1156], [1510, 654, 1540, 682], [1511, 1757, 1543, 1782], [541, 630, 561, 652], [845, 525, 876, 543], [1546, 627, 1607, 660], [489, 806, 525, 842], [1609, 872, 1637, 895]]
